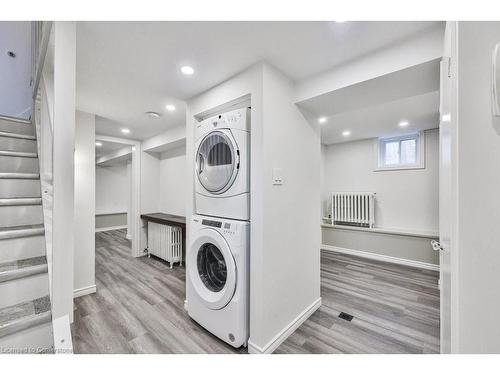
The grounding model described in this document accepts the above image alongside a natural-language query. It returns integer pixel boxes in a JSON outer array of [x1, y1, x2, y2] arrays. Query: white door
[[438, 21, 456, 354]]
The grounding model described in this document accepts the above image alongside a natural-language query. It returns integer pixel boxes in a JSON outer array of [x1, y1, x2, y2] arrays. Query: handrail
[[31, 21, 53, 100]]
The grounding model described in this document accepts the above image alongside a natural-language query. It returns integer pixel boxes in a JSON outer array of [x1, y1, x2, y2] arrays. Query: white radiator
[[331, 192, 376, 228], [147, 222, 183, 268]]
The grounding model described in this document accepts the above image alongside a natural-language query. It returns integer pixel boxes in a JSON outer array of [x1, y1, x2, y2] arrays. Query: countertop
[[140, 213, 186, 228]]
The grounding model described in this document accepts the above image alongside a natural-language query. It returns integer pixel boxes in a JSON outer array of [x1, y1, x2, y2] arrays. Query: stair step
[[0, 150, 37, 158], [0, 134, 37, 154], [0, 256, 47, 283], [0, 225, 45, 241], [0, 172, 39, 180], [0, 131, 36, 141], [0, 296, 51, 339], [0, 115, 33, 137], [0, 205, 43, 227], [0, 198, 41, 206], [0, 235, 45, 263], [0, 155, 39, 173]]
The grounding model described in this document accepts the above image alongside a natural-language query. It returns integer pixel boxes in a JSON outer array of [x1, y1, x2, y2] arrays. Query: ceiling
[[95, 139, 130, 158], [298, 58, 441, 144], [76, 21, 443, 140], [319, 91, 440, 144]]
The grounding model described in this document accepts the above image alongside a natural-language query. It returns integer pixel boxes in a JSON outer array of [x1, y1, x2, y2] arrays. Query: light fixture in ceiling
[[342, 130, 351, 137], [165, 104, 176, 111], [146, 111, 161, 118], [95, 142, 102, 147], [398, 120, 409, 127], [121, 128, 130, 134], [181, 66, 195, 75], [318, 117, 327, 124]]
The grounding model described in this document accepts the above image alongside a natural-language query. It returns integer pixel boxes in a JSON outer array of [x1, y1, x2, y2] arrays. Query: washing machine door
[[196, 130, 239, 195], [189, 228, 237, 310]]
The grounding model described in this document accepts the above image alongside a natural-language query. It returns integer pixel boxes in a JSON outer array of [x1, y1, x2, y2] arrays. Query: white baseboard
[[322, 244, 439, 271], [73, 284, 96, 298], [248, 297, 322, 354], [95, 225, 127, 233]]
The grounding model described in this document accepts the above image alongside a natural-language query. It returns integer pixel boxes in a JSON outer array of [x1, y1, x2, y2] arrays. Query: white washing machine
[[186, 215, 249, 348], [194, 107, 250, 221]]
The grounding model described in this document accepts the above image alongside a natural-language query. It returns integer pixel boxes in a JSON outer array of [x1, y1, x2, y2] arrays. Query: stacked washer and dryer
[[186, 107, 251, 348]]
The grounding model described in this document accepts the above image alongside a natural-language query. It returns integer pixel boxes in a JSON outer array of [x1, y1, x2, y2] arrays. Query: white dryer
[[186, 215, 249, 348], [194, 107, 250, 221]]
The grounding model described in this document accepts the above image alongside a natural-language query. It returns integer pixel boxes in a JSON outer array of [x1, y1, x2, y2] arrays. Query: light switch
[[272, 167, 283, 185]]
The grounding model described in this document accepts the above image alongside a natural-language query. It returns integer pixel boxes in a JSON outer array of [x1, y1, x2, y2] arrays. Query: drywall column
[[127, 160, 132, 240], [455, 22, 500, 353], [139, 150, 161, 253], [52, 21, 76, 322], [248, 64, 321, 353], [74, 111, 96, 297]]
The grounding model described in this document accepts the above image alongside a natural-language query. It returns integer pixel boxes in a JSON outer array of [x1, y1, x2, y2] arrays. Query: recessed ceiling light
[[95, 142, 102, 147], [342, 130, 351, 137], [318, 117, 327, 124], [121, 128, 130, 134], [181, 66, 195, 75], [165, 104, 176, 111], [399, 120, 409, 127]]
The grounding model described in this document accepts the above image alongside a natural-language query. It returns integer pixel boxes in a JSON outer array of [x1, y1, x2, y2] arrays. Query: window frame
[[374, 132, 425, 171]]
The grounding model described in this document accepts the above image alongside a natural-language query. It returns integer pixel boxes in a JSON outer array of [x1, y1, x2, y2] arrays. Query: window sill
[[374, 164, 425, 172]]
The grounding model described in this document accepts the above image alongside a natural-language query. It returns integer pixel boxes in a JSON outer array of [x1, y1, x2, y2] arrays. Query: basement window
[[375, 132, 425, 171]]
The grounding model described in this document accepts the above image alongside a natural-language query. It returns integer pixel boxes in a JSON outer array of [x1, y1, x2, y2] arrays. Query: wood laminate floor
[[71, 229, 244, 354], [275, 251, 440, 354], [71, 230, 439, 354]]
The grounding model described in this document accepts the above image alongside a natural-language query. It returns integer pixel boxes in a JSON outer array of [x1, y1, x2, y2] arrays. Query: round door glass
[[197, 132, 236, 193], [197, 243, 227, 293]]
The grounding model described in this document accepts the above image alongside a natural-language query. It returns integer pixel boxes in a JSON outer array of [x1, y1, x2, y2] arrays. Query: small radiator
[[147, 222, 183, 268], [331, 192, 375, 228]]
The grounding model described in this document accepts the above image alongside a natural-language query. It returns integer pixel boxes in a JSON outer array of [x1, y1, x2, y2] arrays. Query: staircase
[[0, 114, 53, 353]]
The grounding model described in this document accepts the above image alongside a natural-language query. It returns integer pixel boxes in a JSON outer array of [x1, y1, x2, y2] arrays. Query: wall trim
[[73, 284, 96, 298], [95, 225, 127, 233], [248, 297, 322, 354], [322, 244, 439, 271]]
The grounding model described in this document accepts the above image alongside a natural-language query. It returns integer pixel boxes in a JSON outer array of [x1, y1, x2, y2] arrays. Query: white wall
[[186, 62, 320, 353], [95, 162, 130, 215], [257, 63, 321, 352], [159, 147, 186, 216], [74, 110, 95, 295], [140, 150, 161, 251], [0, 21, 32, 118], [322, 129, 439, 232], [454, 22, 500, 353]]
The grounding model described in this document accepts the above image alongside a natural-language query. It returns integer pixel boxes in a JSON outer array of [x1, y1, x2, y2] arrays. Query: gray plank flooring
[[71, 229, 244, 354], [72, 230, 439, 354], [275, 250, 440, 354]]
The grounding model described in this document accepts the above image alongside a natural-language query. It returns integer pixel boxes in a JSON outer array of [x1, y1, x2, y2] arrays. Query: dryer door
[[188, 228, 237, 310], [196, 130, 239, 195]]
